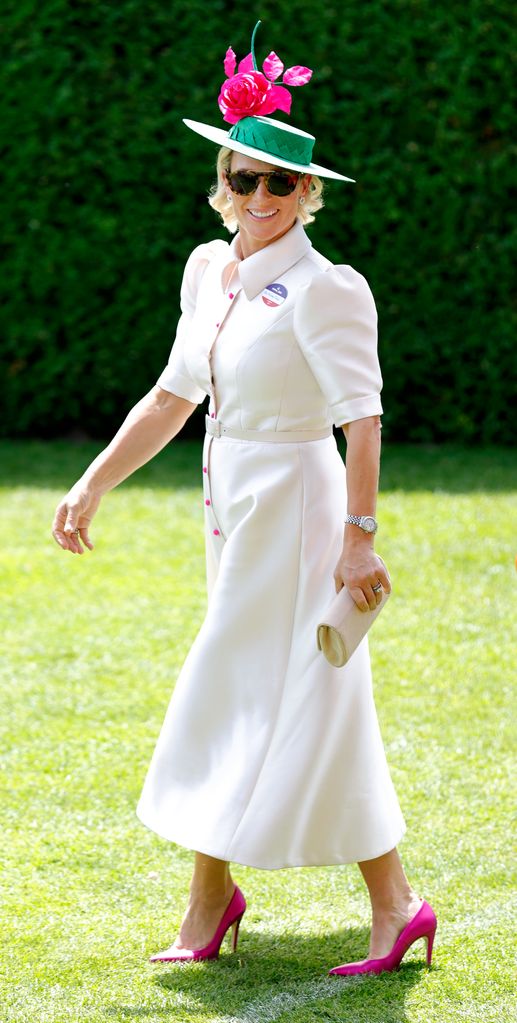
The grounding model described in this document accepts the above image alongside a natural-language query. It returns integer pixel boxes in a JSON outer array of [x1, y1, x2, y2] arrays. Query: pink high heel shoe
[[149, 885, 246, 963], [329, 899, 437, 976]]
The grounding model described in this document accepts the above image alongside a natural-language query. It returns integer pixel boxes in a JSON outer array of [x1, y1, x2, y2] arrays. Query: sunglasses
[[225, 169, 301, 197]]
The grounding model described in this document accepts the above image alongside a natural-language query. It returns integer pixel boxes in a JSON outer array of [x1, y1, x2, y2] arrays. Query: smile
[[248, 210, 277, 220]]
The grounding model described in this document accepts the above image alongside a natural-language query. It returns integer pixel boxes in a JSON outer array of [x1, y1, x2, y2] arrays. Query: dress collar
[[225, 220, 313, 300]]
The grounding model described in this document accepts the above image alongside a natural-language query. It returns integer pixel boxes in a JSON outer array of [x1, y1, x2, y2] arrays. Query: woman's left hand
[[334, 542, 391, 612]]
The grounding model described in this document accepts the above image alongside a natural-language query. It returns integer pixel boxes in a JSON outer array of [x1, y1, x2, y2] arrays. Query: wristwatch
[[344, 514, 378, 534]]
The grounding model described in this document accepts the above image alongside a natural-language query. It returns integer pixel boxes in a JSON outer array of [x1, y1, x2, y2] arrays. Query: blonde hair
[[208, 147, 324, 232]]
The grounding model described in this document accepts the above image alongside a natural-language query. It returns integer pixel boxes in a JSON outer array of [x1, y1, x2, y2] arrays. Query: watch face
[[362, 516, 377, 533]]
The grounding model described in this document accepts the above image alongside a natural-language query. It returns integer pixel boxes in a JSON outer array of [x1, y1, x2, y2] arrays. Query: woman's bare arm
[[334, 415, 391, 610], [52, 386, 197, 553]]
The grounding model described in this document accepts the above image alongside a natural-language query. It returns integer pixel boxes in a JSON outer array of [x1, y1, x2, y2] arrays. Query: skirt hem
[[135, 806, 406, 871]]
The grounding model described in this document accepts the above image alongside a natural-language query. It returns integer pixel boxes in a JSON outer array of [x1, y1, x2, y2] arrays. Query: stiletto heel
[[149, 885, 247, 963], [231, 911, 244, 952], [426, 924, 436, 966], [329, 899, 437, 977]]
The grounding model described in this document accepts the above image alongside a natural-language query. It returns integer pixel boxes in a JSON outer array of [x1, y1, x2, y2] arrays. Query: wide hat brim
[[183, 117, 354, 182]]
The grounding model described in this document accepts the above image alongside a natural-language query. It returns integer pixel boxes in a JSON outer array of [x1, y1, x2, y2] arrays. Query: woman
[[52, 24, 436, 975]]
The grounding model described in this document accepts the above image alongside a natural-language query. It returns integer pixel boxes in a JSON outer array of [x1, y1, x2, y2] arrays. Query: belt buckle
[[212, 418, 222, 438]]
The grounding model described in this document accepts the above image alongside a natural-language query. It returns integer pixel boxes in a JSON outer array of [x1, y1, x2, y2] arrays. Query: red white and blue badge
[[261, 282, 288, 307]]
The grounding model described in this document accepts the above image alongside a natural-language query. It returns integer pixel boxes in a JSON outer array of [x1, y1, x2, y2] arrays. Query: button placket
[[202, 272, 241, 542], [210, 283, 241, 417], [202, 436, 226, 542], [214, 286, 239, 332]]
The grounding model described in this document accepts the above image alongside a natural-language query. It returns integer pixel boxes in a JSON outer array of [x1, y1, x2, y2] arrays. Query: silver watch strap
[[344, 514, 378, 534]]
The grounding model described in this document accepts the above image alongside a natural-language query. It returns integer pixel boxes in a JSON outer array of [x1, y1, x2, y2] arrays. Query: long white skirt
[[136, 434, 405, 869]]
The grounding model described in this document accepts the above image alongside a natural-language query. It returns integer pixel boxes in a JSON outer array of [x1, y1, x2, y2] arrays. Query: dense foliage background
[[1, 0, 515, 442]]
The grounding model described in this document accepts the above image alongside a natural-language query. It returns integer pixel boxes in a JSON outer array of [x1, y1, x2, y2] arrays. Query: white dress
[[136, 220, 405, 869]]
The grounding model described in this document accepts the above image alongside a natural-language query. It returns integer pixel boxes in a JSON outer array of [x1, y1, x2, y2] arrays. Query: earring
[[299, 196, 306, 205], [226, 194, 232, 202]]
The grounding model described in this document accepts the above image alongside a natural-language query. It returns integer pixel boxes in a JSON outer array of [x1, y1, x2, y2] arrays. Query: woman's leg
[[358, 848, 422, 958], [175, 852, 236, 951]]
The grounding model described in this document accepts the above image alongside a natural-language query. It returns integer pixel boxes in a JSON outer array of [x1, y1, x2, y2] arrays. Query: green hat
[[183, 22, 354, 183]]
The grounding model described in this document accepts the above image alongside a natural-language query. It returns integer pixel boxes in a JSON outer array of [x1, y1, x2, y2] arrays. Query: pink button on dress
[[136, 221, 405, 869]]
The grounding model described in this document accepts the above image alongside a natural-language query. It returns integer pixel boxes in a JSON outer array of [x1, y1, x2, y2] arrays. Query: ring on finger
[[372, 582, 382, 593]]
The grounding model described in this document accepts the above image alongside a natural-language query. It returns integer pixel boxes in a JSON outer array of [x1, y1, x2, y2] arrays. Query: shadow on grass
[[105, 928, 431, 1022], [1, 439, 516, 494]]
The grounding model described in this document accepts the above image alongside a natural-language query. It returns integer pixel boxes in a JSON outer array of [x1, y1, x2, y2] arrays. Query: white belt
[[205, 416, 332, 444]]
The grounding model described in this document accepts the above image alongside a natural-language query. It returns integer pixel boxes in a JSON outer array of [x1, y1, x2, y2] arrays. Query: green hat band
[[228, 117, 314, 167]]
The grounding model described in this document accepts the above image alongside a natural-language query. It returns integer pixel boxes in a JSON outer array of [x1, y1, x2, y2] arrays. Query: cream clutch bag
[[317, 585, 390, 667]]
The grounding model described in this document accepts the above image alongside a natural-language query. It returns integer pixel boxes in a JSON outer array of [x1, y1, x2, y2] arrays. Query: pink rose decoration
[[218, 71, 278, 125], [218, 44, 312, 124]]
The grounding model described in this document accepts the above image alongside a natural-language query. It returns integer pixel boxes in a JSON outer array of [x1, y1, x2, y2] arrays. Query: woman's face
[[225, 153, 311, 257]]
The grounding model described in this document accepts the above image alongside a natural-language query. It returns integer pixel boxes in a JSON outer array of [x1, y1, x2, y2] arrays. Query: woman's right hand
[[52, 481, 101, 554], [50, 390, 197, 555]]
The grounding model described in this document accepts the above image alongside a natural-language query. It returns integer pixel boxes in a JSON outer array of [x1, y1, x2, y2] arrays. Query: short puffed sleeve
[[293, 265, 383, 426], [157, 240, 228, 402]]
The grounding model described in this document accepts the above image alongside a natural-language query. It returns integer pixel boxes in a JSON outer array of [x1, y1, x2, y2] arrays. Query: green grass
[[1, 440, 515, 1023]]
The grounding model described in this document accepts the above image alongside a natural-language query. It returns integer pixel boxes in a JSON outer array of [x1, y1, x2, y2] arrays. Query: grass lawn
[[1, 440, 515, 1023]]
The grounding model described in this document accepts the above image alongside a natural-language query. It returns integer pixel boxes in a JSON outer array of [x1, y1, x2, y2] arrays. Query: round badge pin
[[261, 283, 288, 307]]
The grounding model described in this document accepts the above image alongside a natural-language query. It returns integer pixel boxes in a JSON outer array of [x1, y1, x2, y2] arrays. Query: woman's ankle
[[188, 877, 235, 905], [371, 889, 420, 923]]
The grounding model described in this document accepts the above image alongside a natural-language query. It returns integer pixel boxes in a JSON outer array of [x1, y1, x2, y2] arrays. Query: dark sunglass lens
[[267, 173, 299, 196], [228, 172, 258, 195]]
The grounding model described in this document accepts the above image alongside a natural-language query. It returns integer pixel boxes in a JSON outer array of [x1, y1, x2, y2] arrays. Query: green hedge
[[1, 1, 515, 442]]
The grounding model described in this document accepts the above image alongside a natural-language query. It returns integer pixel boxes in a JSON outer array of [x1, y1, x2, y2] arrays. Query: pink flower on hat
[[218, 46, 312, 126]]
